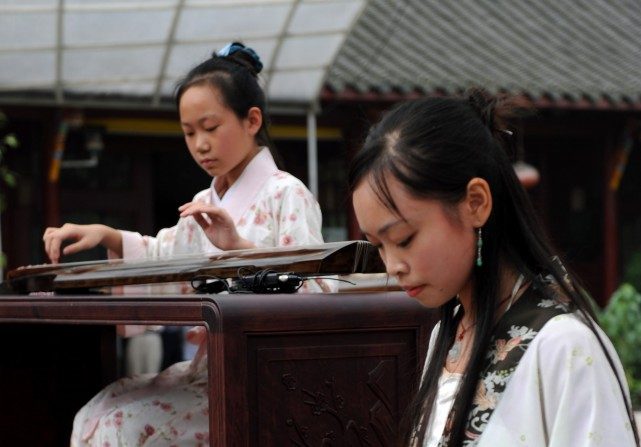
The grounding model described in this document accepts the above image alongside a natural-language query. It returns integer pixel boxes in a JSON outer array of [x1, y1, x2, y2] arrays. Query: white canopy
[[0, 0, 365, 109]]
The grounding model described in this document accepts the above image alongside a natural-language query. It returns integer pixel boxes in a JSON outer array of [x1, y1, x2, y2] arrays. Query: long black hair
[[348, 89, 639, 446], [174, 42, 282, 168]]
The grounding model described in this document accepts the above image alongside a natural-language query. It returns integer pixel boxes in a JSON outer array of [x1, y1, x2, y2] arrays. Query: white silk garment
[[120, 147, 323, 258], [421, 315, 636, 447]]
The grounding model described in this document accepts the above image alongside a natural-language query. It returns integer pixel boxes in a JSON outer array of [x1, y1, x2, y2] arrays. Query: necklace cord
[[448, 273, 526, 362]]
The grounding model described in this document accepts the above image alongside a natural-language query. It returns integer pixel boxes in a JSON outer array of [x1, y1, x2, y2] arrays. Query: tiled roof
[[324, 0, 641, 108]]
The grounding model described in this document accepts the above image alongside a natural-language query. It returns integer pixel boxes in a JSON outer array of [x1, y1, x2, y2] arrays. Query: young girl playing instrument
[[44, 42, 325, 446]]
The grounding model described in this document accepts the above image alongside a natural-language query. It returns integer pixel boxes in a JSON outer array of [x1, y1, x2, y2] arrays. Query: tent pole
[[306, 108, 318, 197]]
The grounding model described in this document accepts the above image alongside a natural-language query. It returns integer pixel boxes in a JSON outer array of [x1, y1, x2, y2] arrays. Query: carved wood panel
[[247, 331, 418, 446]]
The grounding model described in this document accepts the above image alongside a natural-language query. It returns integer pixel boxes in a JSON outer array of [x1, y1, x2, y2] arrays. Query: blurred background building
[[1, 0, 641, 305]]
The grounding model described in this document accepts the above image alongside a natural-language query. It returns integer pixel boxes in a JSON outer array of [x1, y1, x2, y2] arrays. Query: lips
[[200, 159, 216, 168], [403, 285, 425, 298]]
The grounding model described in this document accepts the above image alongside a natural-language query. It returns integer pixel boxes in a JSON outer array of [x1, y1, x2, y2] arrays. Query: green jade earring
[[476, 227, 483, 267]]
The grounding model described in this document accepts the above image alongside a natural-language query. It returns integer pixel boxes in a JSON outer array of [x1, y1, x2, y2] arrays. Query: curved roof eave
[[0, 0, 367, 112]]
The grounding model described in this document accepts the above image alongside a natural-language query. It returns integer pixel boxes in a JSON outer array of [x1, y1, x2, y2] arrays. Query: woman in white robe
[[43, 43, 325, 446], [420, 290, 636, 447], [349, 89, 638, 446]]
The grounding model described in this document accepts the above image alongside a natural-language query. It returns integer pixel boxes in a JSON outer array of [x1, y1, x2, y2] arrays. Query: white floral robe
[[423, 307, 636, 446], [71, 148, 324, 447]]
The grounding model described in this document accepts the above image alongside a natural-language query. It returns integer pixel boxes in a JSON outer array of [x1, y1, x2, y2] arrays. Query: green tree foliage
[[623, 252, 641, 292], [600, 283, 641, 408]]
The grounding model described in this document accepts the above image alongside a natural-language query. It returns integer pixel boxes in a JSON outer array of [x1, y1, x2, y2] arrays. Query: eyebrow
[[198, 114, 219, 122], [181, 114, 220, 127], [362, 218, 405, 238]]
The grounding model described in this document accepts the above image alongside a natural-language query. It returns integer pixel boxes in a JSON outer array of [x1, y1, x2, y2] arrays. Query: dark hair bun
[[213, 42, 263, 76], [465, 87, 533, 134], [466, 88, 497, 130]]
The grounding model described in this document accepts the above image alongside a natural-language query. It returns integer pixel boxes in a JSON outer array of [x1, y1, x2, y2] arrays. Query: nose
[[195, 132, 210, 152], [383, 250, 408, 277]]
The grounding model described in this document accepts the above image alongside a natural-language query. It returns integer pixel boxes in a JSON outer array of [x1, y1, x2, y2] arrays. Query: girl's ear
[[245, 107, 263, 137], [462, 177, 492, 228]]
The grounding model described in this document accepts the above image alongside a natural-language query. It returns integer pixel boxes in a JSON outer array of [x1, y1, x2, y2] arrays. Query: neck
[[457, 262, 522, 327], [214, 176, 230, 198], [215, 145, 261, 196]]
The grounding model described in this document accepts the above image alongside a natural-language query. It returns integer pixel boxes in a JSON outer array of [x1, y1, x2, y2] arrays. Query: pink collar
[[210, 147, 279, 224]]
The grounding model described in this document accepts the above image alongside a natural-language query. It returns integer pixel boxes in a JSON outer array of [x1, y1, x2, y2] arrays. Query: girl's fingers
[[44, 242, 53, 263], [48, 230, 70, 263], [43, 227, 60, 261], [191, 212, 211, 230], [177, 202, 193, 212], [179, 202, 213, 215], [179, 202, 204, 217], [48, 238, 61, 263], [62, 238, 90, 256], [180, 203, 227, 220], [43, 235, 51, 258], [43, 226, 82, 263]]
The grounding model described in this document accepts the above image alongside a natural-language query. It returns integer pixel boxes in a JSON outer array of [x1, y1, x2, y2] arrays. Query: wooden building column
[[43, 113, 64, 229], [603, 134, 620, 305], [43, 109, 85, 229]]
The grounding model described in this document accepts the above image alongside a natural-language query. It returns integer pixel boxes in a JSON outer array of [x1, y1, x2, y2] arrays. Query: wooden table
[[0, 291, 436, 446]]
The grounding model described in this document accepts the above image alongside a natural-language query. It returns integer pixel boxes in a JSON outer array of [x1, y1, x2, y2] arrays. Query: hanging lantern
[[513, 160, 540, 189]]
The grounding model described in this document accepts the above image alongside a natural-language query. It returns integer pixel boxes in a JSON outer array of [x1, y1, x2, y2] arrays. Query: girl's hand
[[178, 202, 255, 251], [42, 223, 111, 264], [43, 223, 118, 263], [185, 326, 206, 345]]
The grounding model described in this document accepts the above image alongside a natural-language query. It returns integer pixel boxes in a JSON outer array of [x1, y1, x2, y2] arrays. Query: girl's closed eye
[[397, 234, 414, 248]]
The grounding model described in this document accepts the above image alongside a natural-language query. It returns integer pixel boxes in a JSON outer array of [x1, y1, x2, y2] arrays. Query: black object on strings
[[233, 269, 303, 293], [190, 269, 303, 294], [191, 276, 231, 294]]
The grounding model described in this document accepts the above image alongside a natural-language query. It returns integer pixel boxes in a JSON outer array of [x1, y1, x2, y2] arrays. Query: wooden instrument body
[[1, 242, 436, 446]]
